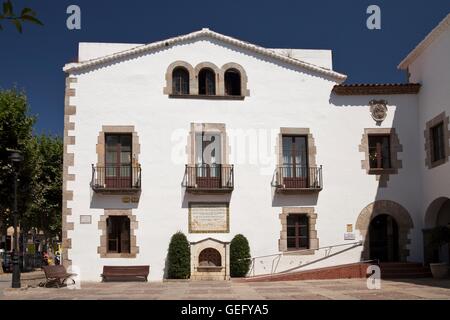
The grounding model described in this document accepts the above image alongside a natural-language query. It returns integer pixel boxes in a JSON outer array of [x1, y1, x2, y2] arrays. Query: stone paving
[[1, 272, 450, 300]]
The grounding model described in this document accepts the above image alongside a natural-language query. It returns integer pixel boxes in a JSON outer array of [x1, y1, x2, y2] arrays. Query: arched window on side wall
[[224, 68, 241, 96], [198, 68, 216, 95], [172, 67, 190, 95]]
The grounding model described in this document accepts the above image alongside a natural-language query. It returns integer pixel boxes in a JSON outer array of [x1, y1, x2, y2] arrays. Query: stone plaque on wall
[[189, 203, 229, 233], [80, 215, 92, 224]]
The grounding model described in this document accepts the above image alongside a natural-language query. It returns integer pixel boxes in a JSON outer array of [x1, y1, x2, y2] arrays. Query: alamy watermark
[[366, 265, 381, 289], [366, 5, 381, 30], [66, 5, 81, 30]]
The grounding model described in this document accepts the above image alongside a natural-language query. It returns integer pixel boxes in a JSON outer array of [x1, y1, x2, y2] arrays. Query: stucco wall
[[65, 38, 422, 281], [408, 26, 450, 223]]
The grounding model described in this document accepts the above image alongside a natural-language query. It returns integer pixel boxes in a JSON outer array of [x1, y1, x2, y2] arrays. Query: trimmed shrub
[[230, 234, 251, 277], [167, 231, 191, 279]]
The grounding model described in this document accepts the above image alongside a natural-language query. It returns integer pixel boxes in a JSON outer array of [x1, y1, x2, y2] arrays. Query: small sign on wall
[[344, 233, 356, 240], [80, 215, 92, 224]]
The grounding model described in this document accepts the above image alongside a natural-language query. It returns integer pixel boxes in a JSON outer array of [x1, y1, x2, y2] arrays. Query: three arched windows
[[168, 62, 247, 98]]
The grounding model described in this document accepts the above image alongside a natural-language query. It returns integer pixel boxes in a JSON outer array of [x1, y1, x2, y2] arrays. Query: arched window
[[224, 68, 241, 96], [172, 67, 190, 95], [198, 248, 222, 267], [198, 68, 216, 95]]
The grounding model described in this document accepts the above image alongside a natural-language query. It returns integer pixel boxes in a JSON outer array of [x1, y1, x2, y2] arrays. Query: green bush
[[230, 234, 251, 277], [167, 231, 191, 279]]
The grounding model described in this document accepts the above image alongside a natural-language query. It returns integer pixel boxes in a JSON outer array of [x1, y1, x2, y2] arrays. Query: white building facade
[[62, 15, 450, 281]]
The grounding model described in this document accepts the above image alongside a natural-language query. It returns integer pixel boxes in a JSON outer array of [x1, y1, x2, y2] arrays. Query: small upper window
[[368, 135, 391, 169], [431, 122, 446, 163], [198, 68, 216, 95], [224, 69, 241, 96], [172, 67, 190, 95]]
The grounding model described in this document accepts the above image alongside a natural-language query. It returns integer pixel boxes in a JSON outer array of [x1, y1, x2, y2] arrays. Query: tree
[[167, 231, 190, 279], [0, 88, 62, 248], [24, 135, 63, 240], [230, 234, 251, 277], [0, 0, 43, 33], [0, 88, 35, 237]]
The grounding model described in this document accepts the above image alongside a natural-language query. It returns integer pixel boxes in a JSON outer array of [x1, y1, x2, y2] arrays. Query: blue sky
[[1, 0, 449, 135]]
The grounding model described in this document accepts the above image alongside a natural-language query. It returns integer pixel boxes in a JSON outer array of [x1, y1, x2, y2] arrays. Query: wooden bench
[[41, 265, 77, 288], [101, 265, 149, 282]]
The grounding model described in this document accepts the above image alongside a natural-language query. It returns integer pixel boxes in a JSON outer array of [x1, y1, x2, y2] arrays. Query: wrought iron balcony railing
[[272, 165, 323, 192], [182, 164, 234, 193], [91, 164, 141, 193]]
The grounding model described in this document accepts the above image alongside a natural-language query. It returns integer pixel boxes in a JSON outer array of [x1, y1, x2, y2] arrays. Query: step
[[240, 262, 433, 282], [379, 262, 424, 268], [381, 272, 432, 279]]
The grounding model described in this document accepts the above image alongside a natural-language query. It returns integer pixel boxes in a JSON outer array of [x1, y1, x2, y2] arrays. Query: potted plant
[[428, 226, 450, 279]]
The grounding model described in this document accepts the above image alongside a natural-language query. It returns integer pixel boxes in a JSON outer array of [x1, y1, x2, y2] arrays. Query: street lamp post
[[8, 149, 23, 289]]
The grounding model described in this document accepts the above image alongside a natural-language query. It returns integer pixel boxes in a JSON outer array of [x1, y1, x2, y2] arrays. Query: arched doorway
[[369, 214, 399, 262], [424, 197, 450, 264], [356, 200, 414, 262]]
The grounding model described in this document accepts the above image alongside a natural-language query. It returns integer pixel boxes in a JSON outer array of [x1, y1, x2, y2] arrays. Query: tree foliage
[[230, 234, 251, 277], [167, 231, 191, 279], [0, 0, 43, 33], [0, 88, 62, 242]]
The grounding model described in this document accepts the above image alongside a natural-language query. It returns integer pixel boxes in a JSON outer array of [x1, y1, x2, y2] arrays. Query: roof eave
[[62, 28, 347, 82], [398, 13, 450, 70]]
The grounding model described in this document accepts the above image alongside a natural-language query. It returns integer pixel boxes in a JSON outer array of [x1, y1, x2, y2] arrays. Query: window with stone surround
[[425, 112, 450, 169], [98, 209, 139, 258], [368, 135, 391, 169], [431, 122, 445, 163], [224, 68, 241, 96], [279, 207, 318, 254], [107, 216, 130, 254], [172, 67, 190, 95], [359, 128, 402, 187], [286, 214, 309, 250], [198, 68, 216, 95]]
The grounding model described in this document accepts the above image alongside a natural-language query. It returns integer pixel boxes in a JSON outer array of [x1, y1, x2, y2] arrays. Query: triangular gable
[[63, 28, 347, 82]]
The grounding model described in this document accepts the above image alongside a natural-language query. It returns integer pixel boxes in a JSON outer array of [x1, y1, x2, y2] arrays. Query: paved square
[[1, 272, 450, 300]]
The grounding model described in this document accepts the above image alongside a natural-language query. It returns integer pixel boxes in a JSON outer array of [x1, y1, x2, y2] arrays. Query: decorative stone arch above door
[[356, 200, 414, 261]]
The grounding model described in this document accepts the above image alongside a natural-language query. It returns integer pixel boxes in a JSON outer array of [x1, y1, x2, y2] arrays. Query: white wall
[[66, 38, 422, 281], [408, 26, 450, 224]]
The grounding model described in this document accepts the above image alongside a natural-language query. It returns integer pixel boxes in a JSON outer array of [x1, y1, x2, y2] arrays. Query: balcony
[[91, 165, 141, 194], [272, 165, 323, 193], [182, 164, 234, 193]]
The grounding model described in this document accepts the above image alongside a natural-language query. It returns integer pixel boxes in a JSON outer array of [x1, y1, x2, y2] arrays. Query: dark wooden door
[[105, 134, 132, 189], [282, 135, 308, 188], [369, 214, 399, 262]]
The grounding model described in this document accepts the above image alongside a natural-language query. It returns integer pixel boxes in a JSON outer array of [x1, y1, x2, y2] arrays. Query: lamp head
[[7, 149, 24, 163]]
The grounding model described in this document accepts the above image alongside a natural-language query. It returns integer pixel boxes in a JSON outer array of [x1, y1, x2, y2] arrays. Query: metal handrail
[[244, 241, 363, 277], [90, 164, 142, 190], [271, 165, 323, 189], [240, 241, 363, 261], [182, 164, 234, 189]]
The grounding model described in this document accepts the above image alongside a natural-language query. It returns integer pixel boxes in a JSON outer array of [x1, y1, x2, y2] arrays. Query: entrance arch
[[369, 214, 399, 262], [356, 200, 414, 262], [424, 197, 450, 263]]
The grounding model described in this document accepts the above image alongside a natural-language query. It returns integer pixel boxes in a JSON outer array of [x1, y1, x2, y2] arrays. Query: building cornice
[[332, 83, 421, 95]]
